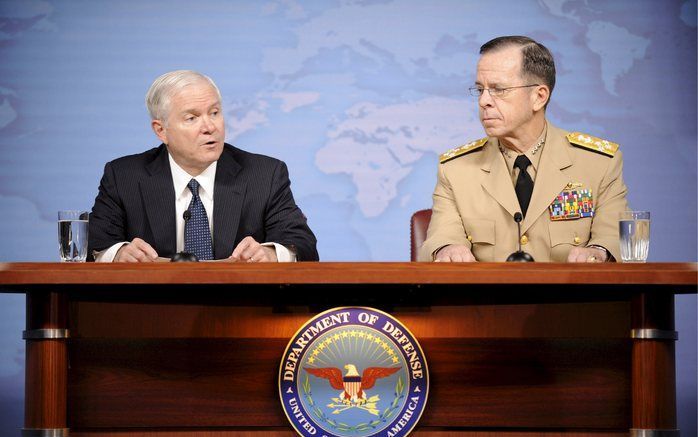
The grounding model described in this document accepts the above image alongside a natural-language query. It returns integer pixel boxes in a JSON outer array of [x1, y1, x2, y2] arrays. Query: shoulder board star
[[566, 132, 619, 157], [440, 138, 487, 163]]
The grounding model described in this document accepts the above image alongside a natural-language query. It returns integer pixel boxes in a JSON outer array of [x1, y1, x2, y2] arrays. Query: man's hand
[[229, 236, 278, 262], [114, 238, 158, 262], [567, 246, 608, 263], [433, 244, 477, 262]]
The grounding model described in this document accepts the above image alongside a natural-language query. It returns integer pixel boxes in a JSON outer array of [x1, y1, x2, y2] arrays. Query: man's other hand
[[433, 244, 477, 262], [229, 236, 278, 262], [567, 246, 608, 263], [114, 238, 158, 262]]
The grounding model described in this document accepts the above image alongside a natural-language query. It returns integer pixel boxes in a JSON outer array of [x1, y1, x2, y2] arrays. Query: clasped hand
[[433, 244, 608, 263], [113, 236, 277, 262]]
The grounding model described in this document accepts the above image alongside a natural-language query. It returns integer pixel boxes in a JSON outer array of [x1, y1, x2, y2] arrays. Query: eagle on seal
[[305, 364, 401, 405]]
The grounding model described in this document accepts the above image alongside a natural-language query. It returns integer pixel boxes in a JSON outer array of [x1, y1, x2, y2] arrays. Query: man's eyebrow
[[474, 81, 503, 87], [176, 101, 221, 115], [177, 108, 198, 115]]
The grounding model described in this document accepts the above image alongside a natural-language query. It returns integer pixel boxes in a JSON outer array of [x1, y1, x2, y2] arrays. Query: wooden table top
[[0, 262, 695, 288]]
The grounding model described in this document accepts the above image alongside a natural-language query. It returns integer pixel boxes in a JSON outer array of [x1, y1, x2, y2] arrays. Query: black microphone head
[[514, 212, 523, 223], [171, 251, 199, 262], [183, 210, 191, 220], [506, 251, 535, 262]]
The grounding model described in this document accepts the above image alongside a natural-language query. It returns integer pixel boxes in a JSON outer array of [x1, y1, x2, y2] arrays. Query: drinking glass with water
[[619, 211, 650, 263], [58, 210, 89, 262]]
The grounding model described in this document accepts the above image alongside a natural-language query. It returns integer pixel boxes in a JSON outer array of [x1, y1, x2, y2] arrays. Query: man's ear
[[151, 120, 167, 144], [532, 85, 550, 112]]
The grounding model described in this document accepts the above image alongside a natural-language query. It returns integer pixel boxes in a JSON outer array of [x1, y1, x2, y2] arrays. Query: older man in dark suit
[[88, 70, 318, 262]]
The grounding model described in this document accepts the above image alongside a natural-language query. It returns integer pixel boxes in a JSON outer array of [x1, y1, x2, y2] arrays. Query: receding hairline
[[479, 43, 527, 74], [480, 35, 539, 54], [475, 45, 526, 82]]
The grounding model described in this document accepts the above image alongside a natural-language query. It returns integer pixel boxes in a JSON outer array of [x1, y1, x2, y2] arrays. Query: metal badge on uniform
[[549, 183, 594, 220]]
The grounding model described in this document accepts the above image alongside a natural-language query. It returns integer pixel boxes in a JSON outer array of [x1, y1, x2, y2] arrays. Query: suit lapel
[[521, 124, 573, 233], [140, 145, 177, 256], [213, 146, 246, 259], [480, 139, 520, 219]]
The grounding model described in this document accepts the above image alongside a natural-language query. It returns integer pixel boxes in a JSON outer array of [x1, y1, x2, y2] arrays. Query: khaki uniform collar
[[500, 122, 548, 178], [479, 120, 574, 227]]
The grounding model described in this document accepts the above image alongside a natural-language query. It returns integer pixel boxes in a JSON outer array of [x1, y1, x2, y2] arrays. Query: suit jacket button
[[520, 235, 529, 245], [573, 236, 581, 245], [467, 235, 473, 242]]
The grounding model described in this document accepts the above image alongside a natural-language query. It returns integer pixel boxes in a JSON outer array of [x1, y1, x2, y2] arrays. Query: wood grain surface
[[68, 338, 630, 429], [69, 302, 630, 339], [0, 262, 696, 287]]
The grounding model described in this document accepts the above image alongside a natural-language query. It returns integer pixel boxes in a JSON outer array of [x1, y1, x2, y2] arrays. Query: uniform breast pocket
[[463, 218, 495, 260], [549, 218, 592, 261]]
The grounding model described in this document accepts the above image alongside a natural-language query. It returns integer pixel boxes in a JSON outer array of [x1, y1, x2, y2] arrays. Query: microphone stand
[[172, 209, 199, 262], [506, 212, 534, 262]]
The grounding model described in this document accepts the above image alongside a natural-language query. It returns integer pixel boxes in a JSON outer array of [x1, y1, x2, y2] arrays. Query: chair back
[[410, 209, 432, 261]]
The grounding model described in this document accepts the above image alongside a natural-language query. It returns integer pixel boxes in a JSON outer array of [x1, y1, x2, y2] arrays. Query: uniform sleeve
[[588, 149, 629, 261], [418, 162, 471, 261]]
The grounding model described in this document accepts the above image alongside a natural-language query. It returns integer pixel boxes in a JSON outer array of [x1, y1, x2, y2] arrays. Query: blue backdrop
[[0, 0, 696, 434]]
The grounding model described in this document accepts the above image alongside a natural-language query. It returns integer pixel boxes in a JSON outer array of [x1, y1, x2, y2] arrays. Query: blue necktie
[[184, 179, 213, 260]]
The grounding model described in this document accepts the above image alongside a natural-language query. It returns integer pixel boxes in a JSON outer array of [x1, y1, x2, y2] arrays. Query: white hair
[[145, 70, 222, 122]]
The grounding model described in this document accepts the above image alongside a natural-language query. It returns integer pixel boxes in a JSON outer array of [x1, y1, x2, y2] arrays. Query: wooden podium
[[0, 262, 696, 437]]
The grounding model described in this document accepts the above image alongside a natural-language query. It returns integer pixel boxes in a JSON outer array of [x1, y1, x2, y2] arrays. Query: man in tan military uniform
[[419, 36, 628, 263]]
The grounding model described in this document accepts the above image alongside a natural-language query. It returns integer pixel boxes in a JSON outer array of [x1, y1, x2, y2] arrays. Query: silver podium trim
[[630, 329, 678, 340], [21, 429, 70, 437], [630, 429, 680, 437], [22, 329, 70, 340]]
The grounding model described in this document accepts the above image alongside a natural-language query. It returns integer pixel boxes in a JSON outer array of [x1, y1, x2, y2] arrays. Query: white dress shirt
[[95, 153, 295, 262]]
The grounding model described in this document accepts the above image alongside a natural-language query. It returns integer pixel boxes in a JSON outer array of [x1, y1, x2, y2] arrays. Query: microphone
[[172, 210, 198, 261], [506, 212, 535, 262], [171, 252, 198, 262]]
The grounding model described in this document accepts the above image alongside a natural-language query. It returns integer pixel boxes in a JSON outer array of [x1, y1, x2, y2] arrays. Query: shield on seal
[[343, 375, 361, 398]]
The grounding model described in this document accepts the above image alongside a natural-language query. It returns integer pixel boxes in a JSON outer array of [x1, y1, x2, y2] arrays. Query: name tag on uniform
[[549, 183, 594, 220]]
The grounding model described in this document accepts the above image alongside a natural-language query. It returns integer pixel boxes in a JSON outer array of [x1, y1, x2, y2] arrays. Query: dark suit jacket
[[88, 143, 318, 261]]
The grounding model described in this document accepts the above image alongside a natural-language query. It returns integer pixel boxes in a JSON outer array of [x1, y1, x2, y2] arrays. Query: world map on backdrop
[[0, 3, 696, 423]]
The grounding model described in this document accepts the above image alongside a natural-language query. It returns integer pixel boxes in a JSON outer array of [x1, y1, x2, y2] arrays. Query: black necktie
[[514, 155, 534, 217]]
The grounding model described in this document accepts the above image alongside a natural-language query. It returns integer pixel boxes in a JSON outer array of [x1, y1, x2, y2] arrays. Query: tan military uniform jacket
[[419, 123, 628, 262]]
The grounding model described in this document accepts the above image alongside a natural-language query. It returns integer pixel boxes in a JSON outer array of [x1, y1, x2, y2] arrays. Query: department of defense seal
[[279, 307, 429, 437]]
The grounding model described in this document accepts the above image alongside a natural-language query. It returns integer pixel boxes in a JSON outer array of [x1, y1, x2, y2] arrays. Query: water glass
[[619, 211, 650, 263], [58, 210, 89, 262]]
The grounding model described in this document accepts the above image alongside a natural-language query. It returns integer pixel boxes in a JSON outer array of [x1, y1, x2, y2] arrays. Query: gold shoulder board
[[440, 138, 487, 163], [566, 132, 619, 157]]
